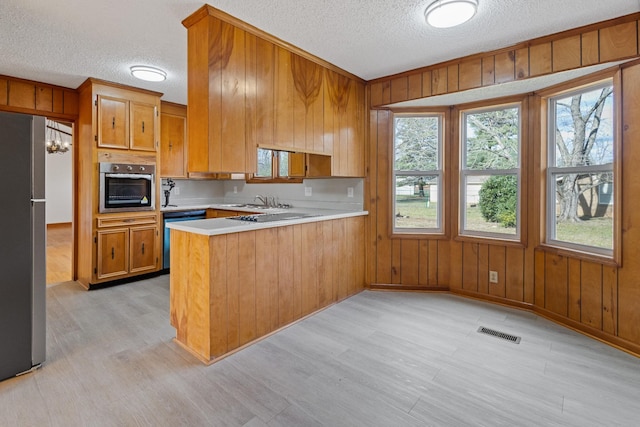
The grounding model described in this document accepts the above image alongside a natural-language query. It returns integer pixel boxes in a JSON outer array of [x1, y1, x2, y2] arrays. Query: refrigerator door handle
[[30, 199, 46, 203]]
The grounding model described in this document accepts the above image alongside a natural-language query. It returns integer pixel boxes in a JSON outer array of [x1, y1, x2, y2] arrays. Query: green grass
[[394, 196, 613, 249]]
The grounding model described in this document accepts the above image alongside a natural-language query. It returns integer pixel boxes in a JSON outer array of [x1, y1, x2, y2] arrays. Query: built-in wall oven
[[99, 162, 155, 213]]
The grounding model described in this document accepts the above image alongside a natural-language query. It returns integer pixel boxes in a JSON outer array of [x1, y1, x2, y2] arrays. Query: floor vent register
[[477, 326, 521, 344]]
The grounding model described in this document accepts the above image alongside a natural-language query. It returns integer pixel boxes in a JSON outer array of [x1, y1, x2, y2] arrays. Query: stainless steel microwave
[[99, 162, 155, 213]]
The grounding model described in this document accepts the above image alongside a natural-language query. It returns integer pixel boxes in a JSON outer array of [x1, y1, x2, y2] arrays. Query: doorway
[[45, 119, 73, 285]]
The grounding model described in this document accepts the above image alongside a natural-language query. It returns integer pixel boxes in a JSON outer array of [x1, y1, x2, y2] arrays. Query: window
[[252, 148, 302, 182], [392, 113, 443, 233], [460, 103, 521, 239], [546, 80, 614, 256]]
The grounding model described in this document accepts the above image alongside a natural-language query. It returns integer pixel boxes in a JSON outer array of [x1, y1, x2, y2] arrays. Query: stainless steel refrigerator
[[0, 111, 46, 381]]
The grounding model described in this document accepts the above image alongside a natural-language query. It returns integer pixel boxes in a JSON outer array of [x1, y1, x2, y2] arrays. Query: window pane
[[394, 116, 439, 171], [394, 175, 439, 229], [551, 172, 613, 250], [553, 85, 614, 167], [256, 148, 272, 177], [278, 151, 289, 177], [464, 107, 519, 170], [463, 174, 517, 235]]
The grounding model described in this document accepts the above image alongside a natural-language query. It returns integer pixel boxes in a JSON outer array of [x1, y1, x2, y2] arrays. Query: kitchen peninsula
[[168, 207, 367, 363]]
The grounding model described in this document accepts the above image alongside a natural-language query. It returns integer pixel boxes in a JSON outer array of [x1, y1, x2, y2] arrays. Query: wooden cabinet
[[97, 96, 128, 148], [183, 5, 365, 176], [289, 152, 332, 178], [95, 215, 159, 281], [96, 228, 129, 279], [76, 78, 162, 288], [130, 225, 157, 273], [324, 70, 366, 177], [206, 209, 257, 218], [130, 102, 157, 151], [160, 102, 187, 178], [97, 94, 157, 151]]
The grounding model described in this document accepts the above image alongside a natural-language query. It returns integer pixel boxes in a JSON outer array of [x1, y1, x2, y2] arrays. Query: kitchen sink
[[227, 212, 319, 222], [219, 203, 290, 210]]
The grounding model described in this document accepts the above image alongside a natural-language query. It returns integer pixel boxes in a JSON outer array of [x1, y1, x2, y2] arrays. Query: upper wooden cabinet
[[82, 80, 160, 152], [160, 101, 187, 178], [97, 95, 128, 149], [183, 5, 366, 177]]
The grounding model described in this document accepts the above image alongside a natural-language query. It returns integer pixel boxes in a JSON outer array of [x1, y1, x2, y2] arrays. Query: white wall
[[45, 125, 73, 224]]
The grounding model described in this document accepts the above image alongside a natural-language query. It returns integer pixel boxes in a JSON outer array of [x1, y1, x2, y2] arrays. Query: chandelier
[[46, 120, 71, 154]]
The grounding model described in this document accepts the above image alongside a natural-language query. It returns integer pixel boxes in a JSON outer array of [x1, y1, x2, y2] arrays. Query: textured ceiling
[[0, 0, 639, 105]]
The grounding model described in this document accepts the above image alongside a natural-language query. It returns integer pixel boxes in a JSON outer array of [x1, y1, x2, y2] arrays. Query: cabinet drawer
[[97, 214, 157, 228]]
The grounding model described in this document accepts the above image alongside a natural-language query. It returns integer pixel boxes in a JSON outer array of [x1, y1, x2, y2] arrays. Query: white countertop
[[166, 206, 368, 236]]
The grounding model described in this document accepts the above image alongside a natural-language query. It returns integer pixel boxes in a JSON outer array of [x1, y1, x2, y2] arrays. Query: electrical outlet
[[347, 187, 354, 198], [489, 271, 498, 283], [305, 187, 312, 197], [174, 186, 180, 196]]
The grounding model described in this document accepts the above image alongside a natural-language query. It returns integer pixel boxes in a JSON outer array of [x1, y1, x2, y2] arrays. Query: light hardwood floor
[[46, 223, 72, 285], [1, 276, 639, 426]]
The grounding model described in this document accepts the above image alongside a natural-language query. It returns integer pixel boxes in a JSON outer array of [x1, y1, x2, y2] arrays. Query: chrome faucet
[[254, 195, 269, 207]]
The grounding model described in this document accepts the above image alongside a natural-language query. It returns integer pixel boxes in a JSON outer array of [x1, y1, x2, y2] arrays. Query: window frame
[[247, 148, 304, 184], [458, 101, 523, 242], [391, 112, 445, 236], [541, 76, 618, 262]]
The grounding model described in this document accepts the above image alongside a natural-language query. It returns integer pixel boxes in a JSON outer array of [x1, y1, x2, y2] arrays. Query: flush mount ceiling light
[[130, 65, 167, 82], [425, 0, 478, 28]]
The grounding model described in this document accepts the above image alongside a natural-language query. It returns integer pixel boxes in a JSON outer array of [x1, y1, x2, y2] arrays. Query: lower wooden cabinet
[[130, 226, 158, 273], [96, 228, 129, 279], [95, 215, 159, 282]]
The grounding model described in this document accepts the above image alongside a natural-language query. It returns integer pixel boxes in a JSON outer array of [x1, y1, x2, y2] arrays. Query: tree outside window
[[460, 104, 521, 239], [547, 81, 614, 254], [392, 114, 443, 233]]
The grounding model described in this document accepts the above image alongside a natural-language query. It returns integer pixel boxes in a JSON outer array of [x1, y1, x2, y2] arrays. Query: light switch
[[305, 187, 312, 197], [347, 187, 354, 198]]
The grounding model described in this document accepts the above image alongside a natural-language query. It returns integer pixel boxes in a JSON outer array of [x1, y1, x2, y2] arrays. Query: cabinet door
[[97, 96, 128, 149], [97, 228, 129, 279], [130, 102, 157, 151], [160, 112, 186, 177], [130, 225, 157, 273]]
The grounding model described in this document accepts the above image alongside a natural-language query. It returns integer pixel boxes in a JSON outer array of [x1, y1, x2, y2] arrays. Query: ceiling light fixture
[[130, 65, 167, 82], [425, 0, 478, 28]]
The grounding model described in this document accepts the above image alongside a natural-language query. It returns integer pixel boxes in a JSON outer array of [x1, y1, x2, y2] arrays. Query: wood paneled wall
[[0, 74, 78, 120], [367, 15, 640, 357], [370, 14, 640, 108]]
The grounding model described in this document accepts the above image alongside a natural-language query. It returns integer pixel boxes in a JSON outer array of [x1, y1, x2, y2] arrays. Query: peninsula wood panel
[[369, 14, 640, 108], [170, 217, 366, 363]]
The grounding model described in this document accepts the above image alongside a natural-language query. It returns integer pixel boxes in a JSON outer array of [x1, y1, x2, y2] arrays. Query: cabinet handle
[[142, 121, 145, 133], [111, 247, 115, 259], [169, 141, 173, 151], [112, 117, 115, 129], [141, 243, 145, 254]]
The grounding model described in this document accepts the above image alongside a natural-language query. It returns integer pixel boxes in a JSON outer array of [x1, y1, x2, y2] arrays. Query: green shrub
[[478, 175, 517, 227]]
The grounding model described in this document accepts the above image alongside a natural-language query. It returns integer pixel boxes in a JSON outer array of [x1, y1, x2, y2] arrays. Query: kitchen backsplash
[[162, 178, 364, 210]]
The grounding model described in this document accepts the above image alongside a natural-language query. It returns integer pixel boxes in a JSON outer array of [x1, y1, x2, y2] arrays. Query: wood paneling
[[581, 261, 603, 329], [553, 35, 581, 72], [36, 86, 53, 112], [581, 30, 600, 66], [8, 80, 35, 109], [0, 78, 6, 105], [600, 21, 638, 62], [462, 242, 478, 291], [488, 245, 506, 298], [494, 51, 515, 84], [369, 14, 640, 108], [407, 73, 422, 100], [459, 59, 482, 91]]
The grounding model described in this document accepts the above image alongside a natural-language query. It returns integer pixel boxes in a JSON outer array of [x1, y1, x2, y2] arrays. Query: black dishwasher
[[162, 210, 206, 271]]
